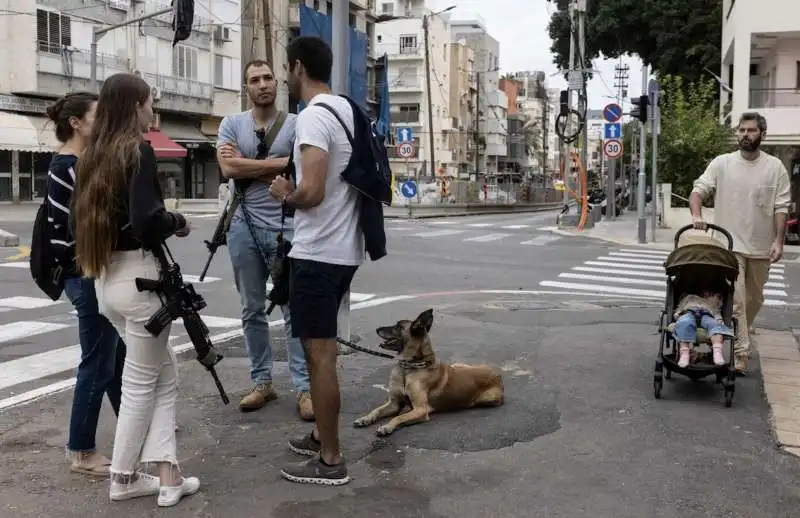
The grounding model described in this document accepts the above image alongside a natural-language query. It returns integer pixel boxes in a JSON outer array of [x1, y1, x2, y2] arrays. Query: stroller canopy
[[664, 243, 739, 282]]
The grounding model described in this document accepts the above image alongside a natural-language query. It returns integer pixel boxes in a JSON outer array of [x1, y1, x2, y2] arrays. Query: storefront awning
[[0, 111, 46, 152], [144, 130, 187, 159], [28, 116, 61, 152], [159, 120, 213, 145]]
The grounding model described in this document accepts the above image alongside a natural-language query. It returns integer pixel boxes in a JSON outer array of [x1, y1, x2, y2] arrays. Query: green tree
[[655, 74, 734, 200], [546, 0, 722, 82]]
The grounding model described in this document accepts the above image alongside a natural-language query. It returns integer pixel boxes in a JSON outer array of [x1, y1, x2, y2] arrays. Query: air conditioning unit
[[151, 86, 162, 102], [213, 25, 231, 43]]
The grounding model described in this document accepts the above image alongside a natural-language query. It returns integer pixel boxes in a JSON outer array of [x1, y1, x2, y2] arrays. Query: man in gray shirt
[[216, 60, 313, 420]]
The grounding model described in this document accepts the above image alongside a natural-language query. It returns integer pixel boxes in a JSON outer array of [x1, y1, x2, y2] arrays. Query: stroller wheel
[[654, 379, 663, 399]]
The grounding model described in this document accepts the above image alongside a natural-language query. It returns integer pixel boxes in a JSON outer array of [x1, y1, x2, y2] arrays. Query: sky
[[428, 0, 646, 111]]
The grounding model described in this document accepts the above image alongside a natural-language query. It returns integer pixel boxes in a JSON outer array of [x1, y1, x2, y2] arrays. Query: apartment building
[[721, 0, 800, 182], [449, 13, 506, 176], [0, 0, 242, 202], [375, 2, 455, 179], [448, 38, 477, 179]]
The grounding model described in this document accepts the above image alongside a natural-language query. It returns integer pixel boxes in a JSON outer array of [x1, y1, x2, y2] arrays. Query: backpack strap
[[263, 110, 288, 151], [314, 102, 354, 149]]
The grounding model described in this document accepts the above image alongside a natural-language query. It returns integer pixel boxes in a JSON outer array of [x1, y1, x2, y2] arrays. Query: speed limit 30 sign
[[397, 142, 415, 158], [603, 138, 623, 159]]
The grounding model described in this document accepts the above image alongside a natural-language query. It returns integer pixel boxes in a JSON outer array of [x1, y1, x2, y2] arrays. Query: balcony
[[388, 76, 422, 92], [744, 88, 800, 141], [387, 45, 423, 60], [35, 44, 128, 96]]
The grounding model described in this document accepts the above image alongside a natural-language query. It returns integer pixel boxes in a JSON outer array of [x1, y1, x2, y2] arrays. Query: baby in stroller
[[673, 290, 735, 368]]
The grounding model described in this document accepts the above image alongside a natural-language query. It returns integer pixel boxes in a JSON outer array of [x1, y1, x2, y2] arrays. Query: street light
[[423, 5, 456, 179]]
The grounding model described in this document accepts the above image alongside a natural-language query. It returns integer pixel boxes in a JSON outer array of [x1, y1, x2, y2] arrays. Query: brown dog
[[353, 308, 504, 437]]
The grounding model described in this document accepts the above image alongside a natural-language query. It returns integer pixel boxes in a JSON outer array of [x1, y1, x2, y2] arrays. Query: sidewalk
[[551, 210, 800, 258], [1, 294, 800, 517]]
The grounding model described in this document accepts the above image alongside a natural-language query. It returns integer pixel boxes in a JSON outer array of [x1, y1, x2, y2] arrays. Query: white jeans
[[95, 249, 178, 475]]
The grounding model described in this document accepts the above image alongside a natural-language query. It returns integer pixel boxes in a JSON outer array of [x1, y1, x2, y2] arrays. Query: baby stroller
[[654, 224, 740, 407]]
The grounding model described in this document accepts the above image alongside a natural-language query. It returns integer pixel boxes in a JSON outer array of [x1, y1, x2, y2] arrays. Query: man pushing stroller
[[673, 290, 734, 368]]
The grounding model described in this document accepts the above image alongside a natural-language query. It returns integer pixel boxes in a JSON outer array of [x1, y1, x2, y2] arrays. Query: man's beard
[[250, 92, 274, 108], [738, 135, 762, 152]]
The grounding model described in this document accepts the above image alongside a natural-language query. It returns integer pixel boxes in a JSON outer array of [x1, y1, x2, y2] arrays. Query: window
[[313, 0, 319, 10], [215, 55, 230, 88], [326, 1, 332, 14], [173, 45, 199, 80], [392, 103, 420, 123], [399, 35, 417, 55], [381, 2, 393, 14], [349, 12, 356, 27], [36, 9, 71, 53]]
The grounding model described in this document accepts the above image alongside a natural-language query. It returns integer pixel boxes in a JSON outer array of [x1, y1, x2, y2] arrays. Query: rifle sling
[[233, 110, 288, 195]]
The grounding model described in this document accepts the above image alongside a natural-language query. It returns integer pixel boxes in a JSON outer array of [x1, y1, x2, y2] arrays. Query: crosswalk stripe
[[467, 223, 493, 227], [584, 260, 664, 271], [521, 235, 562, 246], [502, 225, 530, 229], [619, 248, 669, 256], [429, 221, 459, 225], [181, 275, 221, 284], [559, 272, 664, 287], [572, 266, 666, 278], [0, 321, 70, 345], [608, 252, 667, 261], [463, 233, 512, 242], [0, 296, 62, 310], [539, 280, 786, 306], [411, 229, 466, 238], [0, 261, 29, 268], [597, 255, 663, 265]]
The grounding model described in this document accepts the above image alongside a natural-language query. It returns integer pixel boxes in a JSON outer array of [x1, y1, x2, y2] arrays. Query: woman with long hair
[[73, 73, 198, 507], [46, 91, 126, 477]]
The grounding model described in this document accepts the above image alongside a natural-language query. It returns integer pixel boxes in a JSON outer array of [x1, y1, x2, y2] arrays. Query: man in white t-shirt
[[268, 36, 362, 486], [690, 112, 791, 373]]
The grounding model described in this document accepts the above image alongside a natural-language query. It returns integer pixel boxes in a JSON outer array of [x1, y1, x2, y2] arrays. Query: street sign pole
[[636, 64, 649, 244], [606, 157, 616, 220], [601, 103, 624, 222], [649, 80, 660, 242]]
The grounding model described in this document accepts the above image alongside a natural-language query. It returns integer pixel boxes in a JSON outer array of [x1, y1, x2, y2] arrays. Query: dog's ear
[[410, 308, 434, 337], [376, 326, 399, 340]]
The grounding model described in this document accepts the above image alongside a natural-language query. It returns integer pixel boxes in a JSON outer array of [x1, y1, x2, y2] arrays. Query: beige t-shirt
[[692, 150, 791, 258]]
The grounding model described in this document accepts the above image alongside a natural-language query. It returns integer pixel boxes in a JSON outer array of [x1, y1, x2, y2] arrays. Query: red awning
[[143, 130, 187, 159]]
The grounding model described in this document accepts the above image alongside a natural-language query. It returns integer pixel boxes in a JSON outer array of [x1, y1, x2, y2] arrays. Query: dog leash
[[335, 337, 394, 359]]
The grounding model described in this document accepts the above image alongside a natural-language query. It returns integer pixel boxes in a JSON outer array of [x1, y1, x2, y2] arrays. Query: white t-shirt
[[289, 93, 364, 266]]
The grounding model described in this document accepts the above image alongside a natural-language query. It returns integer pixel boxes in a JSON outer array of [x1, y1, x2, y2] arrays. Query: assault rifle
[[136, 243, 230, 404], [198, 193, 240, 282]]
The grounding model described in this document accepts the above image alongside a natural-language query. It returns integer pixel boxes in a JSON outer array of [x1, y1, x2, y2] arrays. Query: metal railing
[[748, 88, 800, 109], [142, 72, 213, 99]]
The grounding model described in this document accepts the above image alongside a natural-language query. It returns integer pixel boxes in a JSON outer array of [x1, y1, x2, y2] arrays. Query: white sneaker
[[109, 472, 160, 501], [158, 476, 201, 507]]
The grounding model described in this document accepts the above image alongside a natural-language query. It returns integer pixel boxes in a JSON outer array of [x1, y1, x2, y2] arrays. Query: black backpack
[[30, 192, 64, 301]]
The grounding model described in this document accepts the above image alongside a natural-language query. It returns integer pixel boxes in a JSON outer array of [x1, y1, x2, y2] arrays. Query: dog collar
[[398, 359, 434, 370]]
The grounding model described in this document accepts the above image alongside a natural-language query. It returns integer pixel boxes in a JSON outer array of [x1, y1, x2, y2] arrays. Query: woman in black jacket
[[46, 91, 126, 477], [73, 73, 197, 508]]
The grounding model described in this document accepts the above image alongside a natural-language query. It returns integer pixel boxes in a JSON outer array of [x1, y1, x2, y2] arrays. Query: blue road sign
[[396, 127, 413, 143], [400, 180, 417, 199], [602, 103, 623, 123], [604, 123, 622, 140]]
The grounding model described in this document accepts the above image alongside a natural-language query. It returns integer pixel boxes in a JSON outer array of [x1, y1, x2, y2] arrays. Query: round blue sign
[[400, 180, 417, 199]]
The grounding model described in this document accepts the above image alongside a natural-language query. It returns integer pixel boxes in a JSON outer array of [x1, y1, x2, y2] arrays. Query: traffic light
[[630, 95, 648, 124], [559, 90, 569, 116]]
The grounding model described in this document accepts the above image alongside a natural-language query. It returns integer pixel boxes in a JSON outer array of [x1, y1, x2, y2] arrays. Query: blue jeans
[[227, 216, 310, 391], [673, 309, 734, 343], [64, 276, 126, 453]]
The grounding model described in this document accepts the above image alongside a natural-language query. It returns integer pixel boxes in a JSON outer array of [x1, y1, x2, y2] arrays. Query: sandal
[[70, 455, 112, 477]]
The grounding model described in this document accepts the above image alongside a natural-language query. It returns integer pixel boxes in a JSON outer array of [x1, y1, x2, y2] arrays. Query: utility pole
[[90, 7, 172, 92], [577, 0, 588, 194], [636, 63, 649, 243], [262, 0, 273, 67], [422, 14, 436, 180], [332, 0, 351, 343], [240, 0, 257, 110], [561, 1, 576, 205], [629, 123, 637, 210], [474, 71, 480, 177], [650, 84, 660, 240]]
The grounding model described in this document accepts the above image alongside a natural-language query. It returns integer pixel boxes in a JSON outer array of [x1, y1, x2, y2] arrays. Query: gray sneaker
[[280, 457, 350, 486], [288, 432, 320, 456]]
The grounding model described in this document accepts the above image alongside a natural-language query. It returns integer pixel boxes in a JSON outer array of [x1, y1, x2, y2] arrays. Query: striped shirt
[[46, 153, 78, 276]]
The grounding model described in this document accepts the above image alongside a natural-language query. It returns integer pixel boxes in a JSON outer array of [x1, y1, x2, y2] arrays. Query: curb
[[545, 227, 676, 251], [757, 329, 800, 459], [0, 229, 20, 247]]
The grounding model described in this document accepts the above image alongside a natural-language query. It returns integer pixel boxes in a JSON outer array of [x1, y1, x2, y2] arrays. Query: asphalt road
[[2, 209, 800, 516]]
